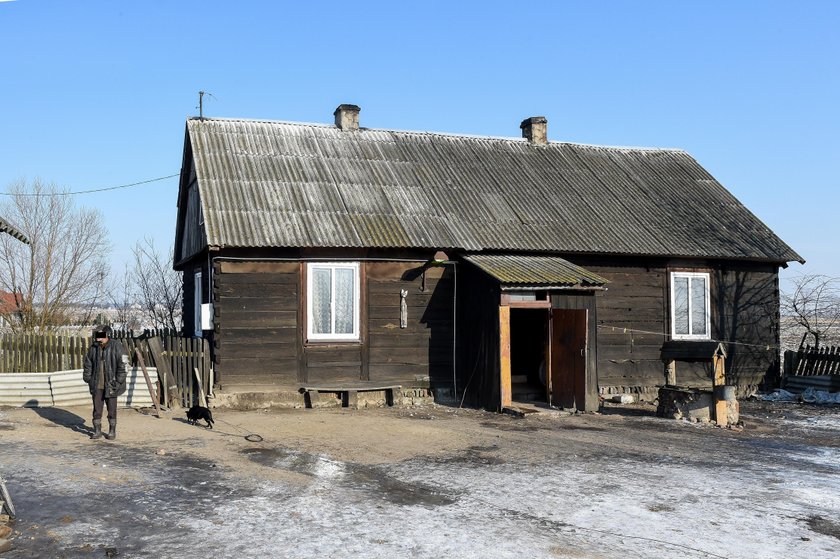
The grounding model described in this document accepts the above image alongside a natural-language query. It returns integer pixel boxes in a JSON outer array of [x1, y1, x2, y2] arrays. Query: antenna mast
[[199, 91, 205, 119]]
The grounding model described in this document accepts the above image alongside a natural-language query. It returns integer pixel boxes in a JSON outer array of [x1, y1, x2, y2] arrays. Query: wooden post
[[135, 348, 161, 418], [499, 305, 512, 410], [193, 367, 207, 408], [713, 348, 728, 427], [665, 359, 676, 386]]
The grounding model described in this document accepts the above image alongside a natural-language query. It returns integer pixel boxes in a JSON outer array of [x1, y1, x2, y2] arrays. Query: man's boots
[[104, 420, 117, 441], [90, 420, 103, 440]]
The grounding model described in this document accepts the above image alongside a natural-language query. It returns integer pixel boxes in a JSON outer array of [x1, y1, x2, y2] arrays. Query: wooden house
[[173, 105, 801, 411]]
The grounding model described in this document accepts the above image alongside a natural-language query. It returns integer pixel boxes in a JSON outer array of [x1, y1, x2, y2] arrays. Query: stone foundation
[[656, 386, 739, 425], [210, 387, 435, 410]]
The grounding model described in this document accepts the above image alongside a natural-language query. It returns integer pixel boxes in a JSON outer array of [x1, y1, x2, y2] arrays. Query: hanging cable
[[596, 323, 779, 350], [0, 173, 179, 197]]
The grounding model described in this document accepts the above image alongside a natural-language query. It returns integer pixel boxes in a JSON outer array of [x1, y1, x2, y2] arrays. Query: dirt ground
[[0, 398, 839, 558]]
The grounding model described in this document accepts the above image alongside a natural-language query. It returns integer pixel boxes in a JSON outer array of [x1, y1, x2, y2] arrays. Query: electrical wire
[[0, 173, 179, 197], [596, 324, 777, 350]]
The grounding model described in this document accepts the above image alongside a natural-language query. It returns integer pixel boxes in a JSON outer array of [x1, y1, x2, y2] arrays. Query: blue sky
[[1, 1, 837, 284]]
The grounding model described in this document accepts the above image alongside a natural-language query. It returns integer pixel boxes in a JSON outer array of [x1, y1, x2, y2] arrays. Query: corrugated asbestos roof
[[186, 117, 802, 263], [0, 216, 28, 244], [462, 254, 609, 288]]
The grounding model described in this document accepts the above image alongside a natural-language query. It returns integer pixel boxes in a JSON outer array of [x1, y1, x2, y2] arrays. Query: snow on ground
[[1, 401, 839, 558]]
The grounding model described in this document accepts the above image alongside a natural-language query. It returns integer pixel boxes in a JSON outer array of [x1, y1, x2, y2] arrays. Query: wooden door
[[550, 309, 588, 410]]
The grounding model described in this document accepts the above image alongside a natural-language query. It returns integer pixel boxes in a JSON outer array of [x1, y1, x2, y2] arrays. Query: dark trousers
[[92, 389, 118, 422]]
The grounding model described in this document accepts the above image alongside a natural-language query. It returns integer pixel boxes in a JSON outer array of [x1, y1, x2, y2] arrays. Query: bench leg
[[386, 388, 403, 407], [304, 390, 321, 409], [344, 391, 359, 409]]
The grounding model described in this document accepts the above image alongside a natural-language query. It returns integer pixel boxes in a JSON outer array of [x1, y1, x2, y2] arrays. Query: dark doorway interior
[[510, 309, 548, 402]]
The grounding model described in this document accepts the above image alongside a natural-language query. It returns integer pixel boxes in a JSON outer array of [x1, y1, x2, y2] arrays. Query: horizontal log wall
[[215, 261, 300, 386], [366, 262, 454, 385], [585, 261, 669, 396], [213, 259, 454, 388], [712, 264, 780, 395], [574, 257, 780, 398]]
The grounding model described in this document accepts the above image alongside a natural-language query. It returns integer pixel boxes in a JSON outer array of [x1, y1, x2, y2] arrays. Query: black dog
[[186, 405, 214, 429]]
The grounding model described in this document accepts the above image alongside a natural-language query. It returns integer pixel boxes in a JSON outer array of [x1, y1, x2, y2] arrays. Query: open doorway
[[510, 308, 549, 403]]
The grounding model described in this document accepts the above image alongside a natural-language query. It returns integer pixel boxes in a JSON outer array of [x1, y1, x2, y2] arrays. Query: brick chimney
[[520, 116, 548, 145], [334, 104, 361, 131]]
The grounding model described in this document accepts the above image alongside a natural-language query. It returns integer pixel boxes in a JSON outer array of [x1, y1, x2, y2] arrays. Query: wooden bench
[[299, 383, 403, 409]]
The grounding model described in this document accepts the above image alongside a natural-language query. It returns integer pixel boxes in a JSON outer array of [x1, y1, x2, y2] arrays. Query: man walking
[[82, 325, 128, 440]]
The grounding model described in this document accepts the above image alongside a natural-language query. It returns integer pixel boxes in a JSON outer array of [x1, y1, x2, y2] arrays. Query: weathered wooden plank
[[220, 261, 299, 274], [218, 272, 299, 286], [368, 334, 432, 348], [218, 357, 299, 375], [220, 311, 297, 328], [368, 364, 430, 379], [221, 328, 297, 344], [364, 262, 425, 280], [219, 295, 298, 311], [306, 367, 362, 384], [217, 283, 298, 298], [499, 305, 511, 409]]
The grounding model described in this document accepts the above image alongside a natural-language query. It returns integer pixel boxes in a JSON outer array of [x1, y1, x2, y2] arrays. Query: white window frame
[[194, 270, 203, 338], [670, 271, 711, 340], [307, 262, 360, 342]]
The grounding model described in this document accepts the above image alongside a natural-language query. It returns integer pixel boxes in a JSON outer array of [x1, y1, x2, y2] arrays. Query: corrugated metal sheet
[[0, 368, 159, 408], [782, 374, 840, 394], [185, 117, 802, 263], [462, 254, 609, 288], [50, 368, 159, 408], [0, 373, 52, 407]]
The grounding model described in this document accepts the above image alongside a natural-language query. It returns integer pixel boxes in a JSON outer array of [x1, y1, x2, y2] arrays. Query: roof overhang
[[0, 217, 28, 244], [462, 253, 608, 291]]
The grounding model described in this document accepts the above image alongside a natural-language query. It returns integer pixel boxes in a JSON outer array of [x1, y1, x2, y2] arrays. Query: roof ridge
[[187, 116, 687, 153]]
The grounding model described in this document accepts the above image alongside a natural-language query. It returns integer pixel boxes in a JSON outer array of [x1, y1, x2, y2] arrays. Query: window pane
[[333, 268, 355, 334], [690, 277, 707, 336], [312, 268, 332, 334], [673, 277, 689, 335]]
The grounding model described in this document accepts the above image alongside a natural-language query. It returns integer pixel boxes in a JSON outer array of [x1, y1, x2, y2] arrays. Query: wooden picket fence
[[0, 330, 211, 408], [783, 345, 840, 377]]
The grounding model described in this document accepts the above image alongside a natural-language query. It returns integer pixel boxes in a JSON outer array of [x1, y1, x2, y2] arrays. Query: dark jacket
[[82, 340, 128, 397]]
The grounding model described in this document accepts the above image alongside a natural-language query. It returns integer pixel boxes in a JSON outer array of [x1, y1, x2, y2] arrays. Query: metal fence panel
[[0, 372, 53, 407], [50, 368, 159, 408]]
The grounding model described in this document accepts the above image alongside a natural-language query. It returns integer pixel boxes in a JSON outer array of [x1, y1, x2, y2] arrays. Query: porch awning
[[462, 254, 608, 290]]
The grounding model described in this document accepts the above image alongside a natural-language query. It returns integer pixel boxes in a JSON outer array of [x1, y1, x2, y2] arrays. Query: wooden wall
[[366, 263, 454, 386], [214, 261, 300, 386], [712, 264, 780, 395], [457, 264, 501, 410], [582, 259, 670, 397], [210, 258, 454, 389], [571, 256, 780, 398]]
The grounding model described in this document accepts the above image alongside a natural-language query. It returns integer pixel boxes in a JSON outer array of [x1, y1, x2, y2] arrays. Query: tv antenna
[[197, 91, 217, 119]]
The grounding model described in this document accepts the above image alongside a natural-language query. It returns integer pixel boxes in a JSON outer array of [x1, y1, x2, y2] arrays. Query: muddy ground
[[0, 399, 838, 558]]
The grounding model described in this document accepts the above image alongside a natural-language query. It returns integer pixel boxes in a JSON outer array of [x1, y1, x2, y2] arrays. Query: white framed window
[[307, 262, 360, 341], [194, 270, 203, 338], [670, 272, 710, 340]]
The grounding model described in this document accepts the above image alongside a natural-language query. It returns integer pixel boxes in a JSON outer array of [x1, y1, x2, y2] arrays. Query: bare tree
[[0, 178, 109, 333], [132, 237, 182, 331], [781, 274, 840, 349], [107, 265, 144, 331]]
